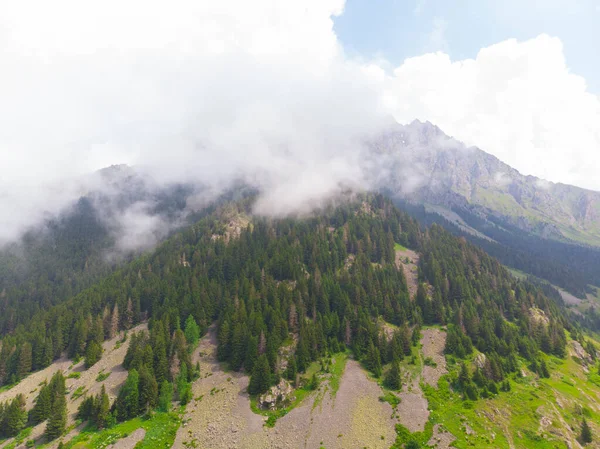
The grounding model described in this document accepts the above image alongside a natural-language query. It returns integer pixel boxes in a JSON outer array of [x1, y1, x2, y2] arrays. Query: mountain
[[1, 127, 600, 447], [373, 120, 600, 300], [0, 194, 599, 449], [375, 120, 600, 246]]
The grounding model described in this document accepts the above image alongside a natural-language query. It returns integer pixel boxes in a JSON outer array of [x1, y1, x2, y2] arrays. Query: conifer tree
[[580, 417, 593, 445], [110, 303, 119, 339], [115, 369, 139, 421], [30, 382, 52, 424], [96, 385, 110, 429], [4, 395, 27, 437], [184, 315, 200, 348], [248, 354, 271, 395], [285, 357, 297, 382], [138, 365, 159, 412], [45, 390, 66, 440], [158, 381, 173, 412], [384, 358, 402, 390], [85, 341, 103, 368], [176, 364, 192, 405], [17, 343, 32, 379]]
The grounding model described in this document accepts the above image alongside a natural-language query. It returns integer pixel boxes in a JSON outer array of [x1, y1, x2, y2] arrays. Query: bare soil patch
[[421, 328, 448, 387], [427, 424, 456, 449], [175, 327, 397, 449], [107, 428, 146, 449], [396, 382, 429, 433]]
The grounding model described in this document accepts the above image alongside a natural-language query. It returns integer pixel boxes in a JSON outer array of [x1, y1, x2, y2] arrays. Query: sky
[[0, 0, 599, 244], [335, 0, 600, 93]]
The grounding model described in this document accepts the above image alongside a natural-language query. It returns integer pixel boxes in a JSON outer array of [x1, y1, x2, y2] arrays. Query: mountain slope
[[373, 121, 600, 300], [2, 195, 598, 449], [375, 120, 600, 246]]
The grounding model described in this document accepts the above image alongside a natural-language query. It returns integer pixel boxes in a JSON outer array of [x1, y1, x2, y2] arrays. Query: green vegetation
[[1, 194, 599, 447], [394, 242, 408, 252], [95, 372, 110, 382], [71, 386, 86, 400], [378, 391, 400, 408], [63, 411, 180, 449], [328, 353, 348, 396]]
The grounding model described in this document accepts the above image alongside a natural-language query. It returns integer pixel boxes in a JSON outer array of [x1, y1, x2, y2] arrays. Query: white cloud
[[385, 34, 600, 191], [0, 0, 389, 243], [1, 1, 599, 247]]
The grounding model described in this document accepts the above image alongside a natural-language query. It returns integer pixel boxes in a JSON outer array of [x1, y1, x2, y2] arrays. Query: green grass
[[68, 372, 82, 379], [1, 427, 33, 449], [417, 348, 600, 449], [95, 372, 110, 382], [328, 352, 348, 396], [250, 385, 314, 428], [61, 411, 180, 449], [250, 352, 348, 427], [394, 242, 408, 252], [378, 391, 400, 408], [72, 386, 86, 400]]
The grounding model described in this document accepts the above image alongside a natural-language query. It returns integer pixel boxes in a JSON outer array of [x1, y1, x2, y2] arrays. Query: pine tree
[[4, 395, 27, 437], [17, 343, 32, 379], [366, 341, 382, 377], [153, 336, 169, 385], [96, 385, 110, 429], [158, 381, 173, 412], [539, 359, 550, 378], [138, 365, 159, 412], [285, 357, 297, 382], [295, 339, 310, 373], [245, 336, 259, 372], [30, 382, 52, 424], [184, 315, 200, 347], [125, 298, 134, 330], [384, 358, 401, 390], [45, 390, 66, 440], [176, 364, 192, 405], [580, 417, 593, 445], [85, 341, 103, 368], [248, 354, 271, 395], [110, 303, 120, 339], [115, 369, 139, 421]]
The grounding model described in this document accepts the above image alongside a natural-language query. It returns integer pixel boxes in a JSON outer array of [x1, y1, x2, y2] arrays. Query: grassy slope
[[58, 410, 181, 449], [395, 330, 600, 449]]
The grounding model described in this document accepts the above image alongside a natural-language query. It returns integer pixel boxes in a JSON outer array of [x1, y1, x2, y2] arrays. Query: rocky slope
[[372, 120, 600, 246]]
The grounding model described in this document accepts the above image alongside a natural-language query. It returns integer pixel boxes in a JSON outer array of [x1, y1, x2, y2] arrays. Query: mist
[[2, 1, 599, 251], [0, 0, 394, 248]]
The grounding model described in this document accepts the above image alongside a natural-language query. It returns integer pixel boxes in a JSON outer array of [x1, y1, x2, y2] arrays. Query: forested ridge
[[0, 194, 579, 439], [395, 198, 600, 299]]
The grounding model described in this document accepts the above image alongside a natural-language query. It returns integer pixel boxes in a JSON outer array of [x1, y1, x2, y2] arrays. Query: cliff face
[[372, 120, 600, 245]]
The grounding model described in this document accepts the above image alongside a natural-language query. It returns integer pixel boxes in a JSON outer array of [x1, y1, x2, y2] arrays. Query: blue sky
[[334, 0, 600, 93]]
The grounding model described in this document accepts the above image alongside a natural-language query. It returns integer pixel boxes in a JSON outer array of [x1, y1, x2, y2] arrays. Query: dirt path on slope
[[421, 328, 448, 387], [174, 327, 397, 449], [395, 330, 447, 433], [395, 247, 420, 299]]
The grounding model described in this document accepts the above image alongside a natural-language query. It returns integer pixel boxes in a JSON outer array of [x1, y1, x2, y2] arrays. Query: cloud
[[1, 1, 599, 250], [0, 0, 389, 244], [385, 34, 600, 191]]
